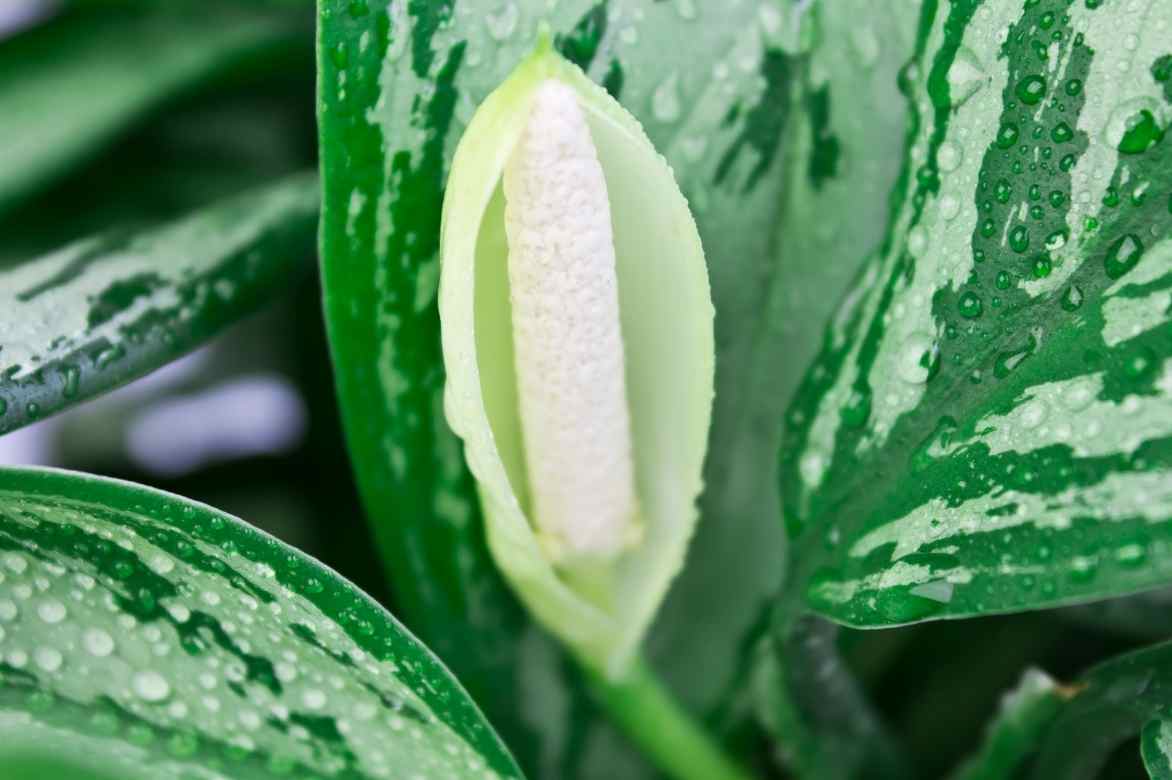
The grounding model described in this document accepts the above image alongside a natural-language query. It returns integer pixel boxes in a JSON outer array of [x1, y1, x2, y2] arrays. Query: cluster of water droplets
[[0, 491, 510, 779]]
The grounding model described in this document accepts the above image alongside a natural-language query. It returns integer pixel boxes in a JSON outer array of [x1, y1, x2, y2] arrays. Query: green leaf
[[0, 466, 521, 778], [781, 0, 1172, 626], [0, 173, 319, 435], [0, 5, 307, 217], [318, 0, 813, 772], [1143, 714, 1172, 780], [1030, 642, 1172, 779], [952, 669, 1064, 780]]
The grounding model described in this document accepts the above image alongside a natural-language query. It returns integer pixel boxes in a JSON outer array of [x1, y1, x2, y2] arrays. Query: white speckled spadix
[[502, 79, 640, 561]]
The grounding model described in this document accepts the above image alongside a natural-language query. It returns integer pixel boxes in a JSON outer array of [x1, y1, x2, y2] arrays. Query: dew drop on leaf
[[1104, 233, 1144, 279], [1015, 74, 1047, 105]]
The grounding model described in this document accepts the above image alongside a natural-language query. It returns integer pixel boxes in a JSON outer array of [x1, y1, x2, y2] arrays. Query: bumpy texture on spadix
[[438, 37, 713, 677], [503, 80, 639, 560]]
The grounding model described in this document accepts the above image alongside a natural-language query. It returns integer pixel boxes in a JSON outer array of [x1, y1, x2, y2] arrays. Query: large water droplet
[[35, 646, 63, 672], [133, 670, 171, 702], [1015, 74, 1046, 105], [947, 46, 986, 107], [84, 628, 115, 657], [651, 73, 682, 123], [37, 599, 66, 624], [1104, 233, 1144, 279]]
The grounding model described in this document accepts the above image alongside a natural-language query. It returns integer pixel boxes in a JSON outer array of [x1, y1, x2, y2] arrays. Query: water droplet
[[1104, 234, 1144, 279], [939, 194, 961, 221], [302, 689, 327, 709], [850, 26, 880, 67], [35, 646, 63, 672], [651, 73, 682, 123], [938, 141, 963, 172], [757, 4, 781, 34], [996, 123, 1019, 149], [1060, 284, 1084, 311], [907, 225, 928, 257], [0, 600, 17, 621], [1062, 379, 1096, 411], [330, 41, 348, 70], [1015, 74, 1046, 105], [37, 599, 66, 624], [485, 4, 518, 41], [62, 365, 80, 399], [83, 628, 115, 657], [1009, 225, 1030, 253], [1031, 254, 1052, 278], [958, 291, 983, 319], [1050, 121, 1073, 144], [1065, 78, 1083, 96], [133, 670, 171, 702], [947, 46, 986, 107]]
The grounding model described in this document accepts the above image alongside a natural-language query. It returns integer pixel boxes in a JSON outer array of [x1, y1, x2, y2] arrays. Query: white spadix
[[438, 34, 713, 677], [502, 80, 640, 561]]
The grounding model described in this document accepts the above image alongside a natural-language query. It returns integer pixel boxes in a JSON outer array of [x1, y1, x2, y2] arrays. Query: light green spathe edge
[[438, 35, 714, 680]]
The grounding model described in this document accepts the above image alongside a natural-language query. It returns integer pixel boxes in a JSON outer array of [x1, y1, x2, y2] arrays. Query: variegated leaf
[[0, 174, 318, 434], [0, 467, 520, 779], [782, 0, 1172, 626]]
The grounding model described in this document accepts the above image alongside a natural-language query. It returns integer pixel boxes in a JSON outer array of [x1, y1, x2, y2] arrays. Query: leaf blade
[[0, 173, 319, 434], [783, 0, 1172, 627], [0, 466, 521, 778]]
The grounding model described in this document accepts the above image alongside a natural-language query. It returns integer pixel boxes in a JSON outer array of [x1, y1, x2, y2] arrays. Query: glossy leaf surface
[[782, 0, 1172, 627], [0, 467, 520, 779], [0, 5, 307, 218], [0, 173, 319, 435]]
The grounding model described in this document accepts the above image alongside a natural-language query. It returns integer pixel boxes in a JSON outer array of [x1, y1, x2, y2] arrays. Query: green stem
[[586, 658, 756, 780]]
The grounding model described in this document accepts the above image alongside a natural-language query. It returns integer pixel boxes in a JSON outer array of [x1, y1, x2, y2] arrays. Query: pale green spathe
[[438, 35, 714, 678]]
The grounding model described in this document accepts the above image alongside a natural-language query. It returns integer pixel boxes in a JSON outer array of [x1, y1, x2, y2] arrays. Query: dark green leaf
[[781, 0, 1172, 627], [0, 5, 307, 217], [0, 466, 520, 778], [1031, 642, 1172, 779], [952, 669, 1064, 780], [0, 173, 319, 434]]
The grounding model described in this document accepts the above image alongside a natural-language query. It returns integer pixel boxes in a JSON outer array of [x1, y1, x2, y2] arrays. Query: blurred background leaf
[[0, 2, 310, 218], [0, 173, 319, 434]]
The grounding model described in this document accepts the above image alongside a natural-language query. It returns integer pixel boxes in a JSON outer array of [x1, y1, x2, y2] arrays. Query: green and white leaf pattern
[[0, 174, 318, 435], [781, 0, 1172, 626], [0, 467, 520, 779]]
